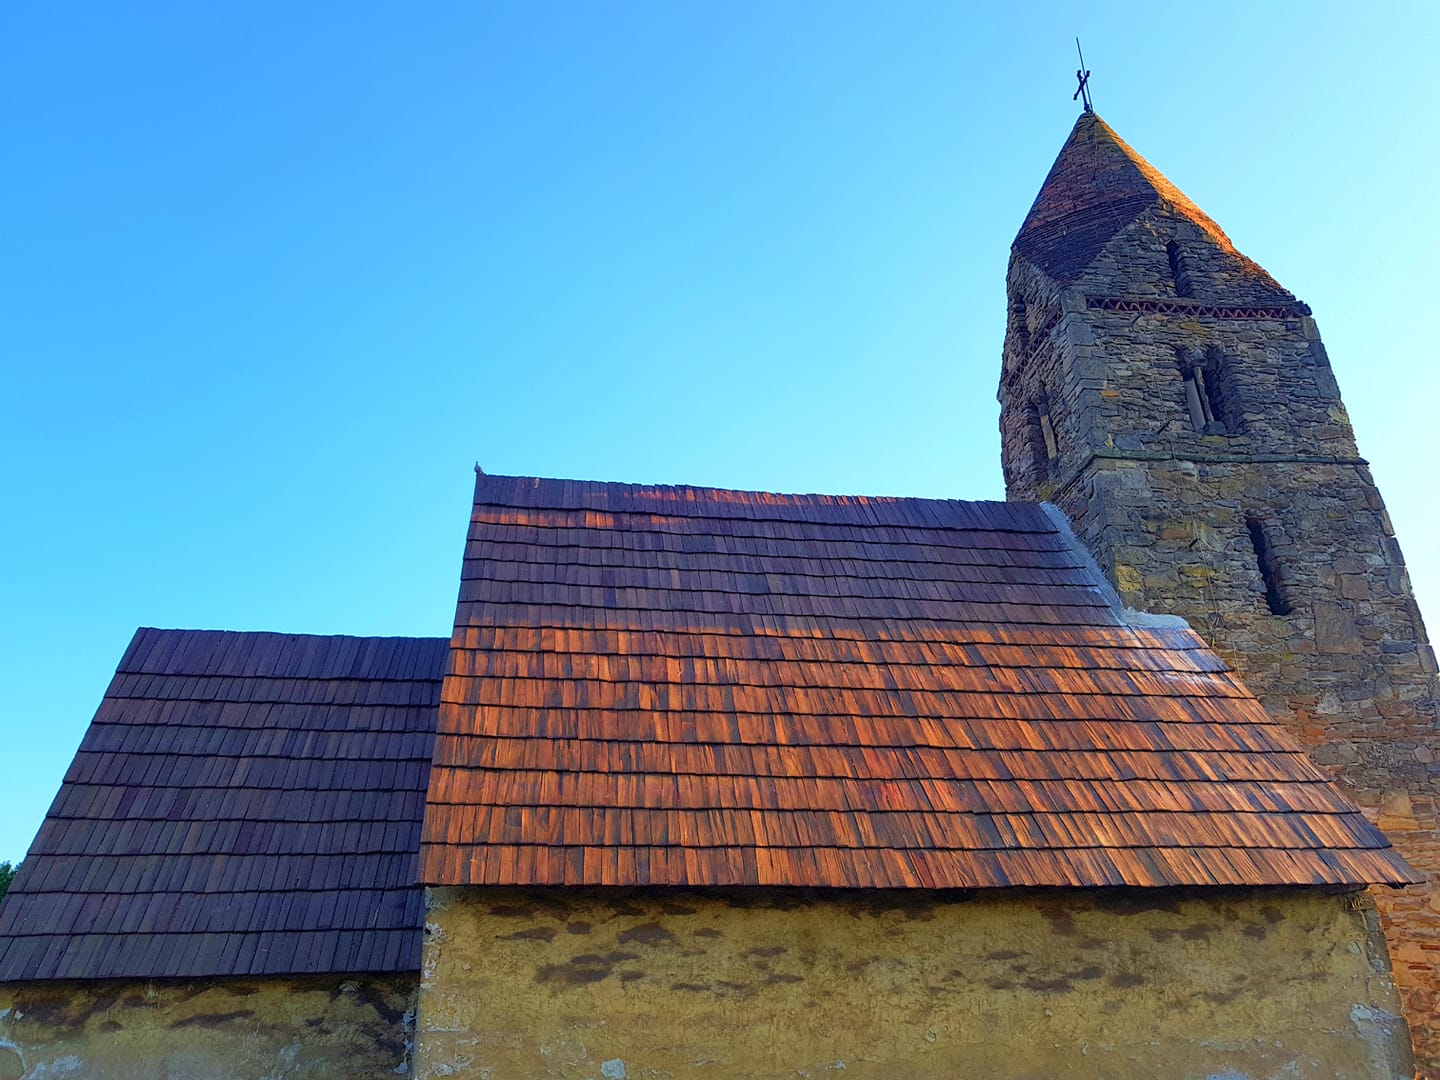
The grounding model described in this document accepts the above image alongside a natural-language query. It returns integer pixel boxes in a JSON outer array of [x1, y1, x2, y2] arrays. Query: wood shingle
[[420, 473, 1418, 890], [0, 629, 446, 981]]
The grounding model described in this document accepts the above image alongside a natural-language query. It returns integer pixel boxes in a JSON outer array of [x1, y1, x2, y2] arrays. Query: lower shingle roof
[[0, 629, 446, 982]]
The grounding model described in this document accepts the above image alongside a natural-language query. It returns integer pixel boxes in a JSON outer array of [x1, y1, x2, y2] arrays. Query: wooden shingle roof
[[0, 629, 446, 981], [420, 473, 1418, 890]]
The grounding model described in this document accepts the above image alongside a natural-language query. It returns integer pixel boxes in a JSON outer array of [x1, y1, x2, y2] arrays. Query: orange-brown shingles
[[420, 473, 1418, 891]]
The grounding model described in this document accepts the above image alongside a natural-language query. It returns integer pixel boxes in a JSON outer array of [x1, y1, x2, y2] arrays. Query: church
[[0, 111, 1434, 1080]]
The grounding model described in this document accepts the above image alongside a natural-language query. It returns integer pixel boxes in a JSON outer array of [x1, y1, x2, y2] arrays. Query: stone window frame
[[1177, 346, 1242, 435], [1166, 239, 1195, 298], [1025, 393, 1059, 480], [1246, 514, 1292, 616]]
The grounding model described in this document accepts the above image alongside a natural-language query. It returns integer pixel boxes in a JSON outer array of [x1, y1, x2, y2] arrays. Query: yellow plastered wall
[[417, 886, 1413, 1080], [0, 974, 415, 1080]]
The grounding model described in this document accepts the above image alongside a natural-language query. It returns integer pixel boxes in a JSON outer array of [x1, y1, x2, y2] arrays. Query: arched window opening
[[1247, 516, 1291, 616], [1025, 395, 1059, 478], [1166, 240, 1194, 297], [1178, 348, 1242, 434]]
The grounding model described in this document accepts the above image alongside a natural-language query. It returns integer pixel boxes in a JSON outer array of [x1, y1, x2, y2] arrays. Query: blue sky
[[3, 2, 1436, 862]]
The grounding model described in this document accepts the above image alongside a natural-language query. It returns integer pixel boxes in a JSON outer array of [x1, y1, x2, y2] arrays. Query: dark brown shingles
[[421, 473, 1418, 890], [0, 631, 445, 983]]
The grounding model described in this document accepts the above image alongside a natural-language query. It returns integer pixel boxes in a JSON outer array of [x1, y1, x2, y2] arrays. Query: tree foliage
[[0, 861, 17, 902]]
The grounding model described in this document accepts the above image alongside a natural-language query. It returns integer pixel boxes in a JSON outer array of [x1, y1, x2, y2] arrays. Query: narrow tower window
[[1202, 346, 1242, 432], [1247, 516, 1291, 616], [1026, 395, 1059, 478], [1166, 240, 1194, 297], [1179, 348, 1242, 434], [1008, 296, 1031, 359], [1182, 362, 1214, 432]]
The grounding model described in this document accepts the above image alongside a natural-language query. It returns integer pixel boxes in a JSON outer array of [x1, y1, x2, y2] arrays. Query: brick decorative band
[[1086, 296, 1312, 319]]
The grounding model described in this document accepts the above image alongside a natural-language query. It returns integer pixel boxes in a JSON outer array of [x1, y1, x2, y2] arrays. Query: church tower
[[999, 111, 1439, 1067]]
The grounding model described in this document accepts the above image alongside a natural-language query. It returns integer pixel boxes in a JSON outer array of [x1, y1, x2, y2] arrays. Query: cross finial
[[1073, 37, 1093, 113]]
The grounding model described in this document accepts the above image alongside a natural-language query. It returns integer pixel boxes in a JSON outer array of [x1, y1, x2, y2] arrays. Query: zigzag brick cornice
[[1086, 295, 1312, 320]]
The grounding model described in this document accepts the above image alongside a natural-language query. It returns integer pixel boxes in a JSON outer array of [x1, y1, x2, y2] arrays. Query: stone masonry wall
[[416, 886, 1412, 1080], [1051, 451, 1440, 1067], [0, 973, 415, 1079], [998, 210, 1440, 1071]]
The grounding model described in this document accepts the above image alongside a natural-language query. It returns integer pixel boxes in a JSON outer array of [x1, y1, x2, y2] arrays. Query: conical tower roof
[[1014, 112, 1287, 294]]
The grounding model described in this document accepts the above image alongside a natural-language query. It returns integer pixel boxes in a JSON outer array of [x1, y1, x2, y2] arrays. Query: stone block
[[1339, 576, 1370, 601], [1314, 602, 1364, 655], [1378, 790, 1420, 833]]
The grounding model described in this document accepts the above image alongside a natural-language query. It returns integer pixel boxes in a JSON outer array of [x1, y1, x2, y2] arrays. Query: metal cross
[[1073, 37, 1093, 112]]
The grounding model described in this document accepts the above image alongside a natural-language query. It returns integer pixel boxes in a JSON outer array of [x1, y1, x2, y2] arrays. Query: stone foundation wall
[[415, 886, 1411, 1080], [0, 973, 415, 1079]]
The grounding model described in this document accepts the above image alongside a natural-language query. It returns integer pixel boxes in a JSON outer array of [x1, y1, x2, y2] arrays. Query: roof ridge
[[471, 473, 1060, 533], [476, 470, 1022, 506]]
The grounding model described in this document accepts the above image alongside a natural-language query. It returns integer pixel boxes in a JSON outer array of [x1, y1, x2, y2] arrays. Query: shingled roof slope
[[421, 473, 1417, 890], [0, 629, 446, 981], [1014, 111, 1295, 298]]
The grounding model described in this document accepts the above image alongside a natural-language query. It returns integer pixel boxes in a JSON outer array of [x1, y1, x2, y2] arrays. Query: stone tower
[[999, 111, 1440, 1070]]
